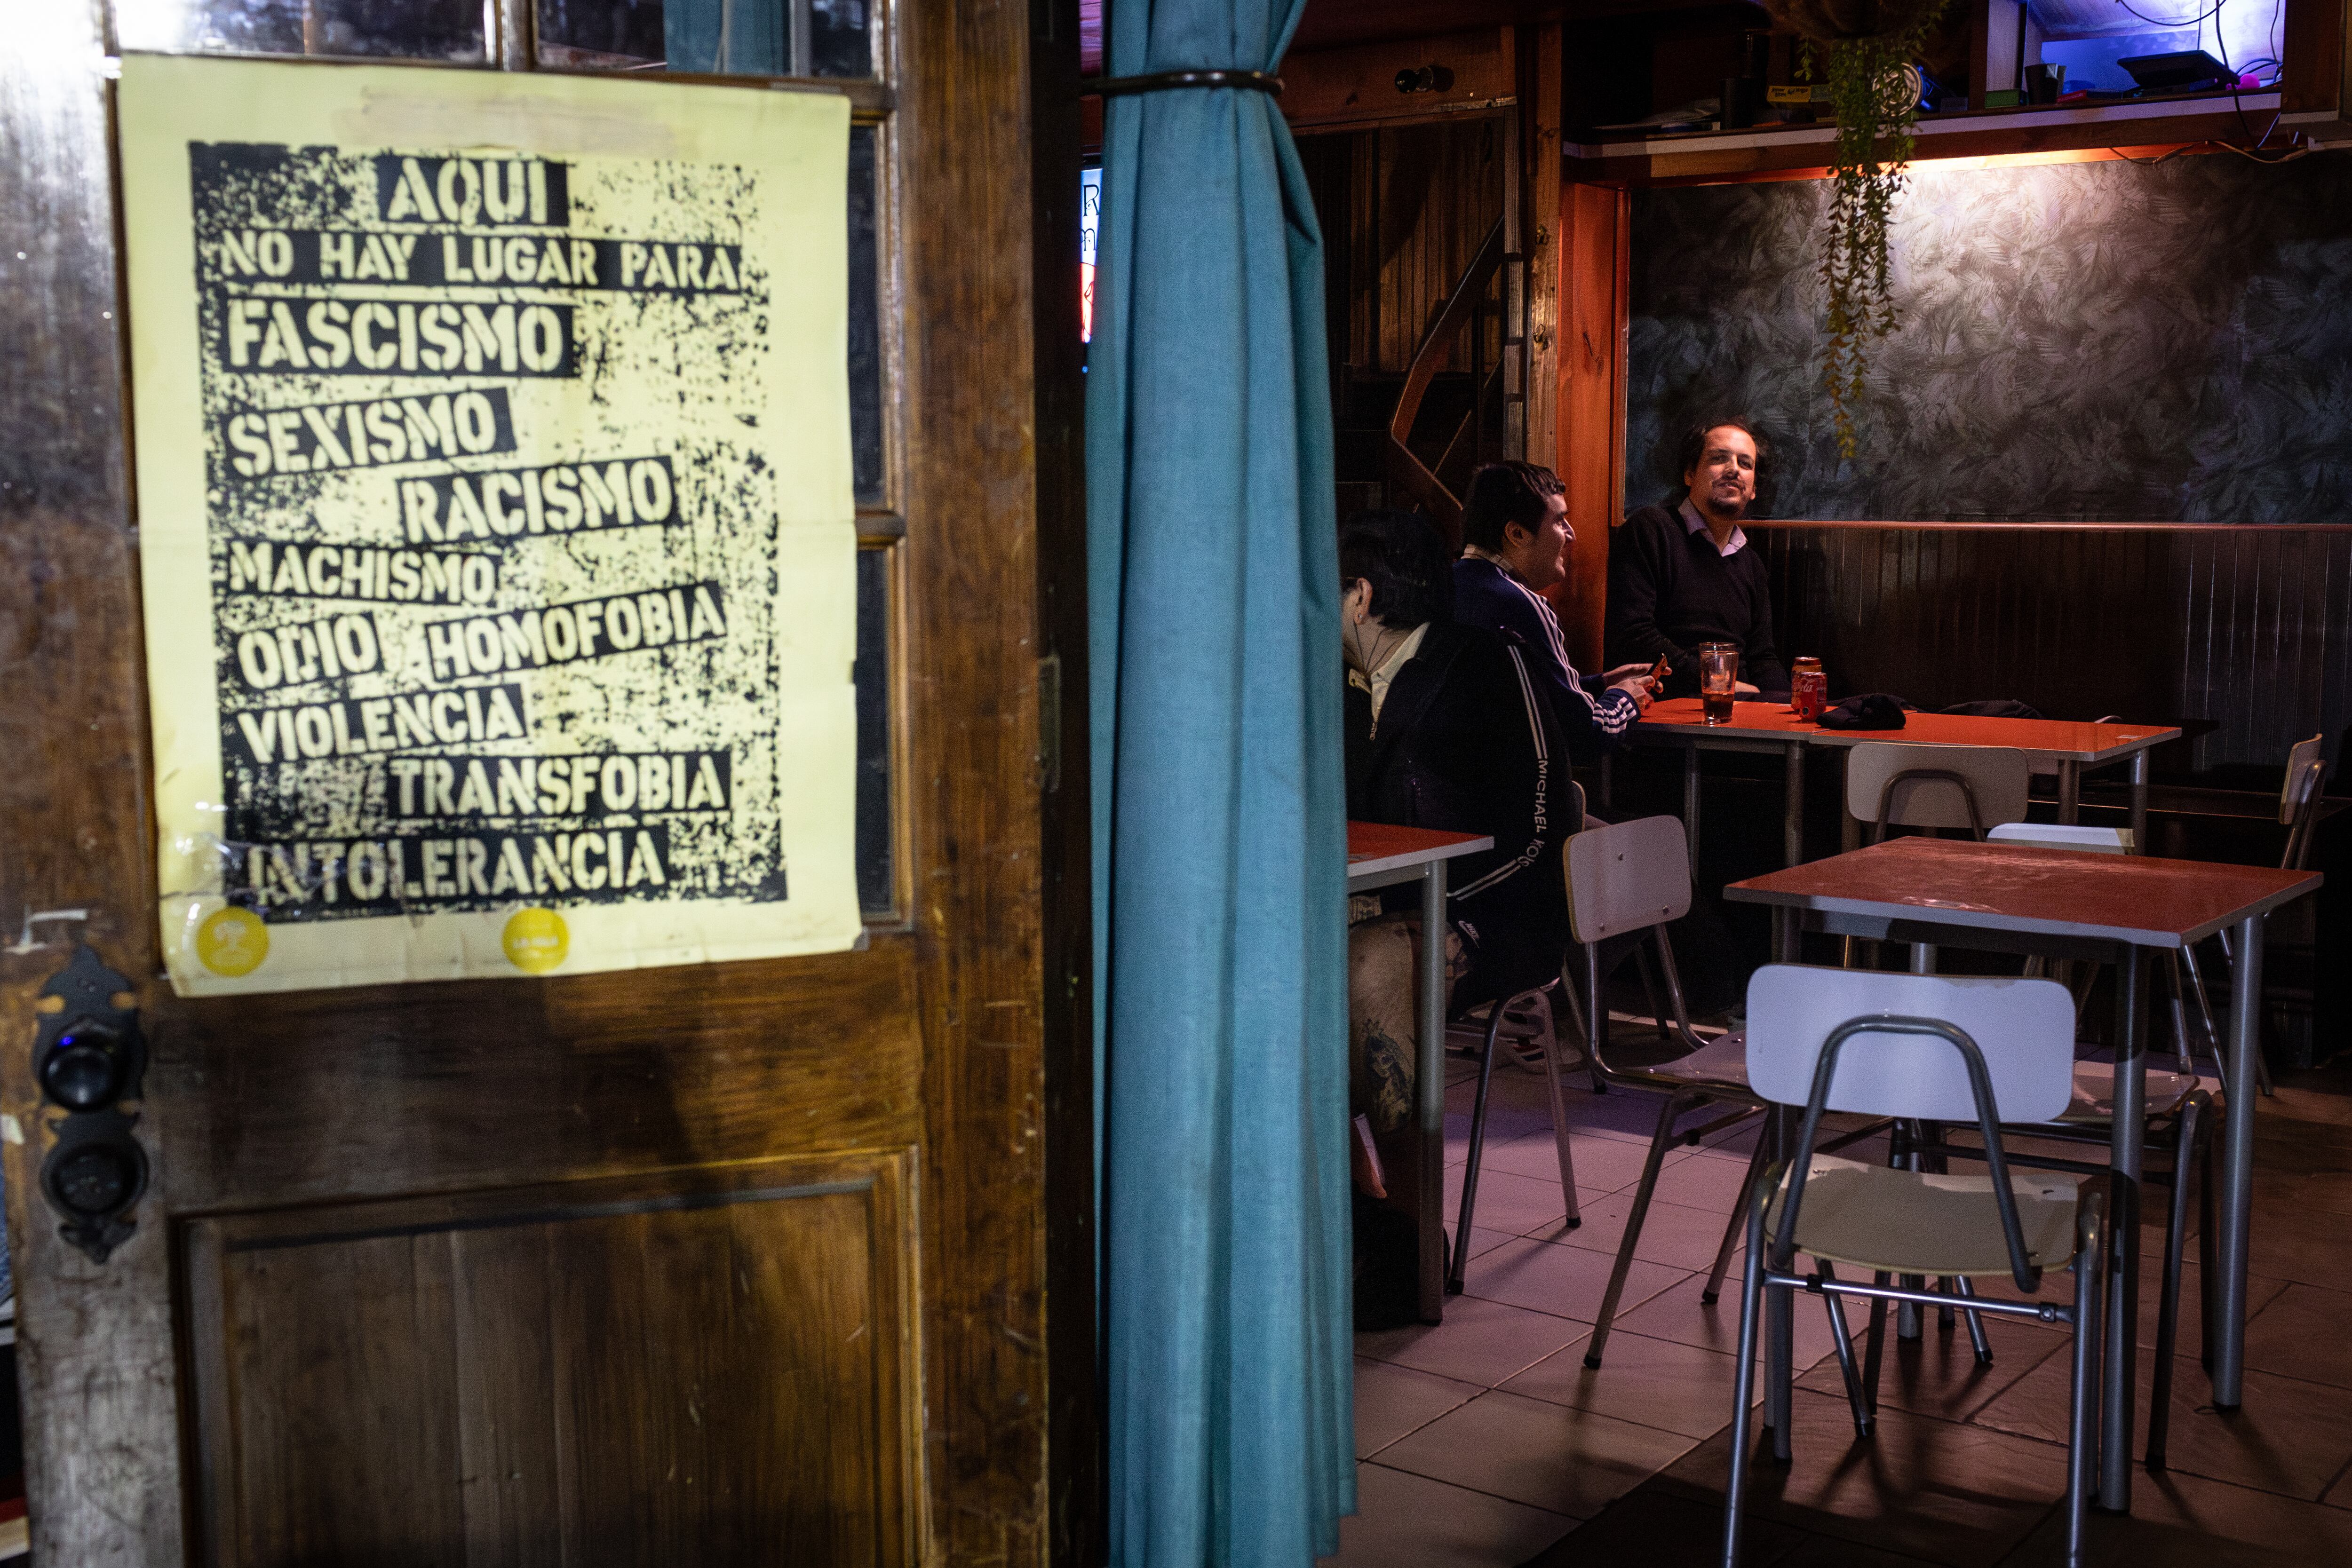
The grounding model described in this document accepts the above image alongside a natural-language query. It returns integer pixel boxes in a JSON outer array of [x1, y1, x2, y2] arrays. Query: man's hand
[[1600, 663, 1654, 683], [1608, 670, 1657, 713], [1734, 681, 1760, 696]]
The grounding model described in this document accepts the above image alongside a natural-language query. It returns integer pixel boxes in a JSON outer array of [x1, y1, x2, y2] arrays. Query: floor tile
[[1483, 1126, 1668, 1193], [1660, 1389, 2070, 1568], [1317, 1461, 1572, 1568], [2265, 1162, 2352, 1219], [1998, 1463, 2352, 1565], [1354, 1358, 1480, 1459], [1773, 1531, 1949, 1566], [1610, 1268, 1844, 1373], [1552, 1188, 1750, 1274], [1462, 1225, 1518, 1262], [1447, 1105, 1556, 1164], [1964, 1259, 2289, 1359], [1502, 1329, 1756, 1439], [1652, 1148, 1758, 1212], [2246, 1195, 2352, 1292], [1796, 1311, 2069, 1425], [1518, 1484, 1808, 1568], [1375, 1387, 1695, 1519], [1462, 1235, 1687, 1323], [1973, 1344, 2352, 1501], [1550, 1082, 1686, 1145], [1443, 1164, 1612, 1242], [1354, 1294, 1589, 1388], [2241, 1283, 2352, 1390]]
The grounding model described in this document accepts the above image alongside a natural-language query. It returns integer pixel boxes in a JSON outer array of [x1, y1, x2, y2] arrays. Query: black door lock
[[33, 945, 148, 1263]]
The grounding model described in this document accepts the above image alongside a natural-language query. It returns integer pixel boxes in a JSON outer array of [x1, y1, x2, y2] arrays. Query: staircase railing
[[1386, 216, 1506, 544]]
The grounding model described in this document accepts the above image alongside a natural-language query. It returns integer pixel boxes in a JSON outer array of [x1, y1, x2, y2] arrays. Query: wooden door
[[0, 2, 1091, 1564]]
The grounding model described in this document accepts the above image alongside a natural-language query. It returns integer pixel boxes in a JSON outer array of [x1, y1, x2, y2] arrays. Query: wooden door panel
[[154, 950, 922, 1209], [0, 0, 1087, 1561], [182, 1153, 914, 1568]]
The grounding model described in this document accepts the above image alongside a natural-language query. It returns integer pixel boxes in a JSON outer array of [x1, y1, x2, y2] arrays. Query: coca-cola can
[[1792, 669, 1827, 721]]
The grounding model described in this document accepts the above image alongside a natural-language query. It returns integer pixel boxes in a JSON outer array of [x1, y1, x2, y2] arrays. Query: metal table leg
[[2214, 913, 2264, 1406], [1417, 858, 1448, 1324], [1764, 1102, 1793, 1462], [1684, 747, 1702, 877], [1784, 741, 1806, 867], [2101, 945, 2148, 1511], [2058, 759, 2082, 824], [2130, 750, 2150, 853], [1840, 750, 1861, 855]]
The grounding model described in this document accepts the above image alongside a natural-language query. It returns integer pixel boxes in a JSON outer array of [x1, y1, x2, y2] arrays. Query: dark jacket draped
[[1345, 619, 1572, 1009]]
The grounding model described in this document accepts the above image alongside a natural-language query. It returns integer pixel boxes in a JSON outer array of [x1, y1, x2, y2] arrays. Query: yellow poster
[[118, 56, 861, 995]]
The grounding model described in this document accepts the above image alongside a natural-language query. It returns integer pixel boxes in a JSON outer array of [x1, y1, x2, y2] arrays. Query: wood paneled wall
[[1555, 182, 1627, 673], [1335, 119, 1505, 375], [1756, 522, 2352, 777]]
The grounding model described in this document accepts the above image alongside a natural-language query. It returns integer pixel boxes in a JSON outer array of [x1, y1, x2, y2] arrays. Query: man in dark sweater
[[1606, 420, 1791, 699]]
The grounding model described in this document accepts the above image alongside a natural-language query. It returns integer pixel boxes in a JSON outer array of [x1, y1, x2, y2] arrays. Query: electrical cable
[[2209, 0, 2309, 163], [2113, 0, 2227, 26]]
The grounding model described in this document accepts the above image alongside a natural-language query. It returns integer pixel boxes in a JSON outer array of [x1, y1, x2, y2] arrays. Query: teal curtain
[[1086, 0, 1351, 1561]]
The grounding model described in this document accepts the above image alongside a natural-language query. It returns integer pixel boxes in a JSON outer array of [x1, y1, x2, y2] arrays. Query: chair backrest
[[1565, 815, 1690, 943], [1986, 823, 2134, 855], [2281, 734, 2324, 826], [1745, 965, 2076, 1125], [1845, 743, 2031, 840], [2282, 758, 2325, 871]]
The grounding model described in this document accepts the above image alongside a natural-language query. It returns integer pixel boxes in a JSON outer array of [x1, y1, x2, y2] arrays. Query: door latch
[[33, 945, 148, 1264]]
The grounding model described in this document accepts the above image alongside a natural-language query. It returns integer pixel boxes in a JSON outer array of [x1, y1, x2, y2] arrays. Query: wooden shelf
[[1570, 90, 2346, 183]]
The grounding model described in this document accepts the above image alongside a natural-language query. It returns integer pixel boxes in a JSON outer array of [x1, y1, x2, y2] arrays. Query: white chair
[[1845, 744, 2034, 974], [1723, 966, 2109, 1568], [1986, 822, 2133, 855], [2177, 736, 2323, 1099], [1529, 816, 1881, 1362], [1847, 742, 2032, 845], [1446, 783, 1595, 1293]]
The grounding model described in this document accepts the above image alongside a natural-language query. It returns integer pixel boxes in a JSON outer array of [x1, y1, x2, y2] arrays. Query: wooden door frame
[[0, 0, 1096, 1562]]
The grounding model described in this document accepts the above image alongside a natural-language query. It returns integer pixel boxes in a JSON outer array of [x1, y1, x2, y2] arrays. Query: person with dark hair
[[1453, 460, 1657, 757], [1605, 419, 1791, 699], [1338, 509, 1574, 1152]]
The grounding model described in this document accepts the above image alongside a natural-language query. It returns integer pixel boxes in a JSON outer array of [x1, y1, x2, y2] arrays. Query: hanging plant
[[1767, 0, 1956, 458]]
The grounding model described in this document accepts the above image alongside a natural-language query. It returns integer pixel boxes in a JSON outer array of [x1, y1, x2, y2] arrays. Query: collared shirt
[[1679, 498, 1747, 557], [1348, 620, 1429, 726]]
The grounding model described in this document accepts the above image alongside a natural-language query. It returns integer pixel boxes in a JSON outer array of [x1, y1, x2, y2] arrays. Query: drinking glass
[[1699, 642, 1739, 724]]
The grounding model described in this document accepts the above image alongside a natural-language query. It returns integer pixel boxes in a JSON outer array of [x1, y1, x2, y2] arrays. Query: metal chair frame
[[1897, 1081, 2214, 1470], [1723, 1014, 2111, 1568], [2180, 744, 2324, 1097], [1447, 977, 1586, 1291]]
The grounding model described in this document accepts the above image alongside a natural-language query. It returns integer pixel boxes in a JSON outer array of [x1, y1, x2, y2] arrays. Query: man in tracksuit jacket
[[1452, 460, 1657, 757]]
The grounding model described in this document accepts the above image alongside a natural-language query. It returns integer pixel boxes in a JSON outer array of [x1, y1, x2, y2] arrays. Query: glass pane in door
[[536, 0, 875, 78], [115, 0, 486, 59]]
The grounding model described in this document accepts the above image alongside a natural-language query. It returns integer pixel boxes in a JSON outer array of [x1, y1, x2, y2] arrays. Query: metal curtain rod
[[1089, 69, 1283, 97]]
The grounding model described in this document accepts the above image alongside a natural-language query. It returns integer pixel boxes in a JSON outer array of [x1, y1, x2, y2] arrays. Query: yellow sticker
[[196, 906, 269, 976], [501, 908, 570, 974]]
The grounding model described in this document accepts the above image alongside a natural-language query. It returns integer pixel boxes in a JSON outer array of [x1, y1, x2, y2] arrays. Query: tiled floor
[[1323, 1037, 2352, 1568]]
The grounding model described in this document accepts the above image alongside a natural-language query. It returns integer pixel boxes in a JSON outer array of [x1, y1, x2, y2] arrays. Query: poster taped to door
[[119, 56, 861, 995]]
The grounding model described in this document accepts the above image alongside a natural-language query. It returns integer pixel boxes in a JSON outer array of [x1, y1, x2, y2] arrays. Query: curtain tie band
[[1090, 69, 1283, 98]]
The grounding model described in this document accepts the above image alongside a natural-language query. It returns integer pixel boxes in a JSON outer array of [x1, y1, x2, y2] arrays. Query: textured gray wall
[[1627, 152, 2352, 522]]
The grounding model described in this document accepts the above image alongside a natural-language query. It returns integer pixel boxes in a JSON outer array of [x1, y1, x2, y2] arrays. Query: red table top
[[1346, 822, 1492, 879], [1635, 699, 2178, 763], [1725, 836, 2320, 946]]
